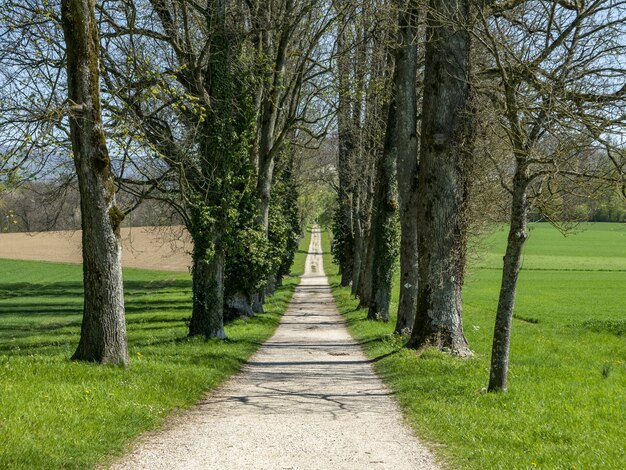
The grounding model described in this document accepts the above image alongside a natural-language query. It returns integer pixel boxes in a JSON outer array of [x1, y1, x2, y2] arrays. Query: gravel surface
[[109, 228, 440, 469]]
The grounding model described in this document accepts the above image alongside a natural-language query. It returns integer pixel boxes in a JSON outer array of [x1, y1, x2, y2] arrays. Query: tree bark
[[406, 0, 473, 356], [226, 291, 254, 318], [252, 292, 265, 314], [337, 23, 355, 287], [339, 194, 355, 288], [188, 230, 226, 339], [368, 86, 399, 322], [255, 0, 293, 234], [351, 196, 363, 295], [394, 0, 420, 334], [355, 161, 376, 305], [488, 162, 529, 391], [357, 219, 376, 309], [62, 0, 128, 366]]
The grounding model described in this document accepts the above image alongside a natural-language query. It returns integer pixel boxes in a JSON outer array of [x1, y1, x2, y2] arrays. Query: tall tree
[[367, 80, 400, 322], [334, 15, 357, 287], [61, 0, 128, 364], [478, 0, 626, 391], [406, 0, 473, 355], [98, 0, 331, 326], [393, 0, 420, 334], [227, 0, 335, 310], [332, 0, 396, 303], [98, 0, 256, 338]]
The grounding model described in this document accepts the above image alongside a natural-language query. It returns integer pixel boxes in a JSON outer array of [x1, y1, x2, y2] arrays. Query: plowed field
[[0, 226, 191, 271]]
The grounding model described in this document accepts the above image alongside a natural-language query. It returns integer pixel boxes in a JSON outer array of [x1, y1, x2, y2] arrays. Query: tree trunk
[[256, 156, 275, 233], [252, 292, 265, 313], [337, 24, 355, 287], [254, 0, 291, 234], [357, 221, 376, 309], [394, 0, 420, 335], [368, 86, 399, 322], [356, 165, 376, 305], [406, 0, 473, 356], [188, 231, 226, 339], [488, 163, 530, 391], [226, 291, 254, 318], [62, 0, 128, 366], [351, 193, 363, 294], [339, 198, 355, 287]]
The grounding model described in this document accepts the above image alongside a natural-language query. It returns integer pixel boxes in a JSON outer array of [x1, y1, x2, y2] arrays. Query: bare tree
[[476, 0, 626, 391], [392, 0, 420, 333], [367, 70, 400, 322], [0, 1, 71, 188], [61, 0, 128, 364], [332, 0, 397, 308]]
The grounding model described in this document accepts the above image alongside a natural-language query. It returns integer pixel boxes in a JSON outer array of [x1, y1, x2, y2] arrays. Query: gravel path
[[110, 227, 439, 469]]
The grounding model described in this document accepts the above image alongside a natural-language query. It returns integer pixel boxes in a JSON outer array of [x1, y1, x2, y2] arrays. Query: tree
[[331, 0, 396, 305], [333, 11, 357, 287], [367, 82, 400, 322], [392, 0, 420, 334], [98, 0, 333, 328], [476, 0, 626, 391], [242, 0, 335, 310], [98, 0, 257, 338], [406, 0, 474, 356], [61, 0, 128, 364]]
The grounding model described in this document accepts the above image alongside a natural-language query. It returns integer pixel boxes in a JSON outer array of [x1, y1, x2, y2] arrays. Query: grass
[[0, 229, 311, 469], [322, 223, 626, 470]]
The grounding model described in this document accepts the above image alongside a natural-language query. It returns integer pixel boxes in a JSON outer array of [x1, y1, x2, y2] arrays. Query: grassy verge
[[0, 229, 310, 469], [321, 224, 625, 469]]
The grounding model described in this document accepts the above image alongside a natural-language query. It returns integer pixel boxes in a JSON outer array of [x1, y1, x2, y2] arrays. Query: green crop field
[[0, 230, 310, 469], [323, 223, 626, 469]]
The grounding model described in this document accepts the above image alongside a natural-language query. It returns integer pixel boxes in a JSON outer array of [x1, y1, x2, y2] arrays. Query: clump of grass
[[0, 230, 310, 469], [577, 319, 626, 336]]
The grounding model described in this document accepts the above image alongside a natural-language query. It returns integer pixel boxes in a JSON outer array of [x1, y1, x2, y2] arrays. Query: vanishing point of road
[[111, 227, 439, 469]]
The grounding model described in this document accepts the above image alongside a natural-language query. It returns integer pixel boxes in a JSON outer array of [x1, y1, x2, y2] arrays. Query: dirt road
[[110, 227, 439, 469]]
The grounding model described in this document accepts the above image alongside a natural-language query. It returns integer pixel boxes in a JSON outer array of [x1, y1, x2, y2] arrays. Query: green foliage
[[0, 232, 310, 468], [185, 21, 259, 327], [330, 201, 350, 272], [590, 200, 626, 222], [224, 148, 302, 302], [222, 153, 268, 301], [373, 211, 400, 292], [0, 207, 19, 232], [322, 224, 626, 469], [269, 156, 301, 282], [225, 226, 272, 296], [297, 184, 336, 229]]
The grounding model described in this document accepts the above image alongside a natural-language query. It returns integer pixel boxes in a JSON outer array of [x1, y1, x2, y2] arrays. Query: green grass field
[[323, 223, 626, 469], [0, 230, 310, 469]]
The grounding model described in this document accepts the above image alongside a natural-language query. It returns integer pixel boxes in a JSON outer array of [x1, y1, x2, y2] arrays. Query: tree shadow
[[0, 278, 193, 355]]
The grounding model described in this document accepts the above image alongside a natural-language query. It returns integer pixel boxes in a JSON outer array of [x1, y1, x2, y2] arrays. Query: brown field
[[0, 226, 192, 272]]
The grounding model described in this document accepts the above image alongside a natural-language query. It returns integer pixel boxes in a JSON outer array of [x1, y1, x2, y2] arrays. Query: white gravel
[[110, 228, 440, 469]]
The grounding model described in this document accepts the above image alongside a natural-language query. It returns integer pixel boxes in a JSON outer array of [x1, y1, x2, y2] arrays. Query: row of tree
[[0, 0, 336, 365], [331, 0, 625, 391], [0, 0, 624, 391]]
